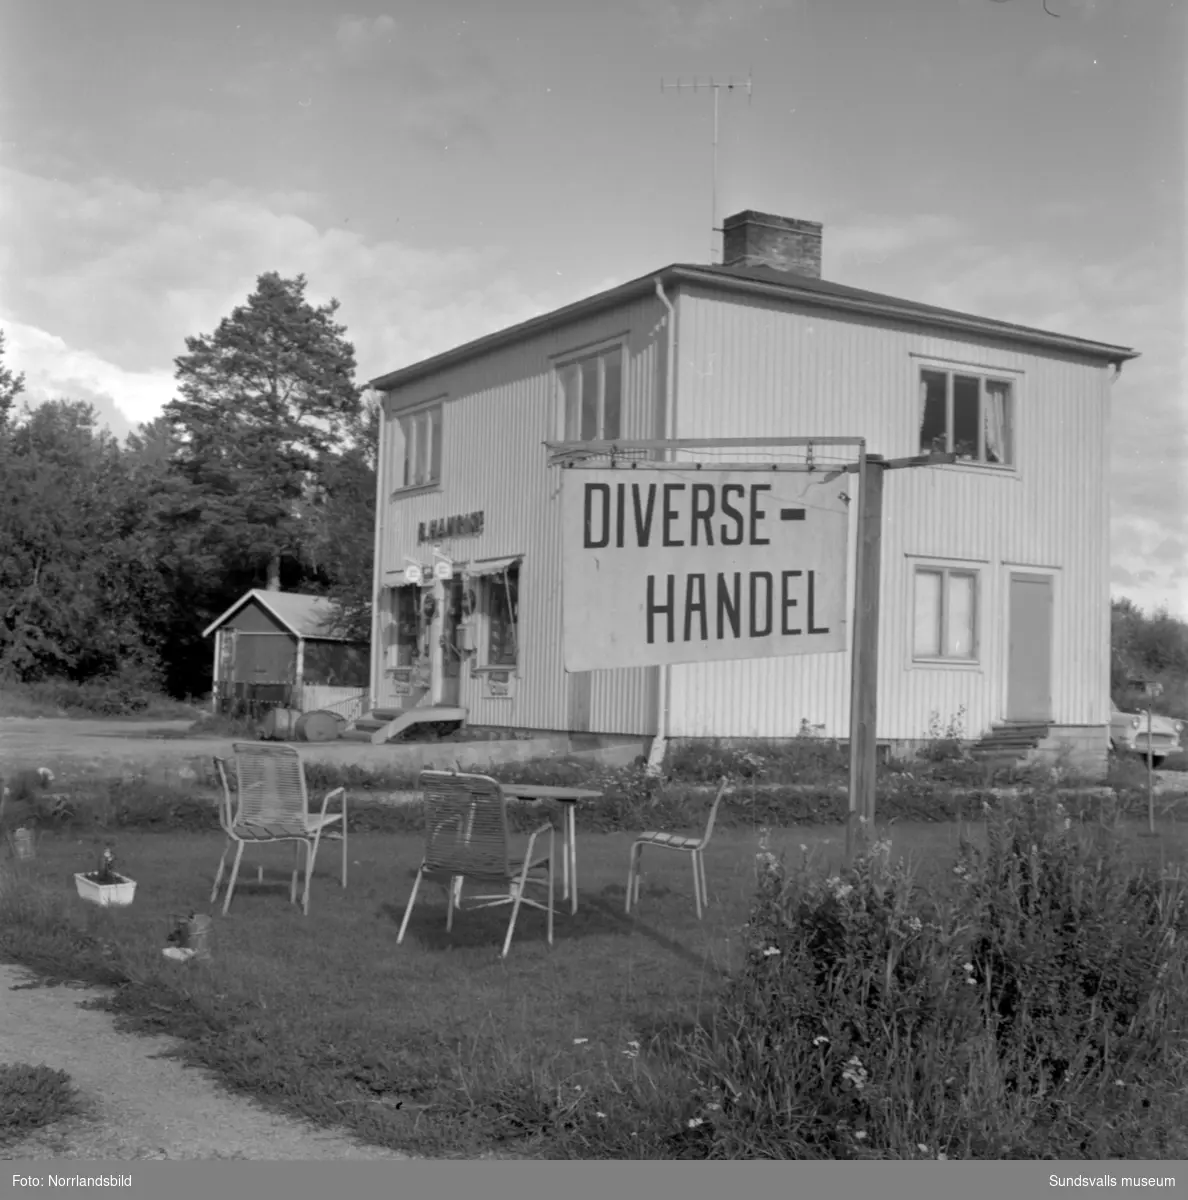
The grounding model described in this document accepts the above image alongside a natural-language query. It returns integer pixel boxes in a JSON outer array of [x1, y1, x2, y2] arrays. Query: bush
[[698, 799, 1186, 1158], [959, 801, 1180, 1098], [666, 738, 850, 786], [0, 768, 58, 833], [551, 793, 1188, 1160], [0, 671, 198, 719], [0, 1063, 81, 1143]]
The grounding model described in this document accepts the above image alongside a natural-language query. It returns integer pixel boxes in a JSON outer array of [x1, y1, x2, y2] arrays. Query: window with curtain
[[913, 566, 978, 661], [398, 404, 443, 489], [558, 345, 623, 441], [917, 368, 1013, 466]]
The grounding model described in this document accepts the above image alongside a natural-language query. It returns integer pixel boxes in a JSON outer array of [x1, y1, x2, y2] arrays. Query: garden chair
[[211, 742, 347, 917], [625, 777, 729, 920], [397, 770, 554, 958]]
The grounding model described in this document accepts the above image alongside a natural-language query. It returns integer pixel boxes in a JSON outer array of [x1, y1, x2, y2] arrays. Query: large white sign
[[561, 469, 850, 672]]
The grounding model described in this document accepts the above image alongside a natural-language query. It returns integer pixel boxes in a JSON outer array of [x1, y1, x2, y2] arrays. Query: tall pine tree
[[164, 272, 361, 591], [305, 388, 380, 641]]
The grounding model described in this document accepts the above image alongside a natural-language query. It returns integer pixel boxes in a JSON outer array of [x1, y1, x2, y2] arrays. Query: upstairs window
[[559, 345, 623, 441], [918, 369, 1013, 466], [400, 404, 442, 489]]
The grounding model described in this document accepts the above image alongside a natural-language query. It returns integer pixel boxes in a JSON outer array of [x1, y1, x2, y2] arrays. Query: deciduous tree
[[0, 329, 23, 428]]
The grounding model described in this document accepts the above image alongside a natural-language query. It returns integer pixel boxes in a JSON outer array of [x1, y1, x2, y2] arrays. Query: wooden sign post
[[845, 449, 956, 863]]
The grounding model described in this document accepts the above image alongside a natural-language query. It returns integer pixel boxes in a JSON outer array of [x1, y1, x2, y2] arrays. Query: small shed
[[203, 590, 370, 722]]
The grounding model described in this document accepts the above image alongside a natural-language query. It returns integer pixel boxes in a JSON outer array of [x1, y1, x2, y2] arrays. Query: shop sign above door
[[417, 511, 484, 543]]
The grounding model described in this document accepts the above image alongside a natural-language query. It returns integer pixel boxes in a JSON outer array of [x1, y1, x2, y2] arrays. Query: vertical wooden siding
[[666, 286, 1111, 741], [374, 296, 665, 734], [372, 282, 1111, 741]]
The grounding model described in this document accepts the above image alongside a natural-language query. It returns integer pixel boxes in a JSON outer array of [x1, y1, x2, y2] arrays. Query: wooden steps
[[968, 722, 1051, 770], [342, 707, 467, 746]]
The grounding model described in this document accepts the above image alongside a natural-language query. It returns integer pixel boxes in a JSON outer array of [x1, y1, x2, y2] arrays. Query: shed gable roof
[[201, 590, 362, 642]]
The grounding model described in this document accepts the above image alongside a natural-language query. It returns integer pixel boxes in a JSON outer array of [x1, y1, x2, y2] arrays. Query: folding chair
[[397, 770, 554, 958], [211, 742, 347, 916], [625, 777, 729, 920]]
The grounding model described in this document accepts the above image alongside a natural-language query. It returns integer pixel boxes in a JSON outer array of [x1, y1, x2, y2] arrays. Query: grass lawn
[[3, 814, 1187, 1157]]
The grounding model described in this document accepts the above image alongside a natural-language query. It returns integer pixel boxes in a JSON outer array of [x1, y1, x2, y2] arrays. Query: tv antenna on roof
[[660, 74, 753, 264]]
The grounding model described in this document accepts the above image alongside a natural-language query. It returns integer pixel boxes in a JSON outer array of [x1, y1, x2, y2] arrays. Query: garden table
[[498, 784, 602, 916]]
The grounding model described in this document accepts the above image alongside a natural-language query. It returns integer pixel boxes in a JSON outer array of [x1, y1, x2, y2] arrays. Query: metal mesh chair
[[625, 778, 728, 920], [397, 770, 554, 958], [211, 742, 347, 916]]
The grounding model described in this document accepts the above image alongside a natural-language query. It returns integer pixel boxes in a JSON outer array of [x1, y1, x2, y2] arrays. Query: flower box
[[74, 871, 137, 907]]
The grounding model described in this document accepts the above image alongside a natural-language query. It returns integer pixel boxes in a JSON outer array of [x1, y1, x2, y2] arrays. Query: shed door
[[1007, 573, 1053, 722]]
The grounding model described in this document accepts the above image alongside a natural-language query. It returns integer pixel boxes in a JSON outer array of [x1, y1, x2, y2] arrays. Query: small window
[[486, 565, 520, 667], [913, 567, 978, 661], [918, 369, 1013, 466], [303, 641, 370, 688], [559, 346, 623, 441], [399, 404, 442, 489]]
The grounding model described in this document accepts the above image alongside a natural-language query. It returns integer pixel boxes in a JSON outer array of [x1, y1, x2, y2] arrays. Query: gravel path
[[0, 716, 637, 779], [0, 962, 408, 1161]]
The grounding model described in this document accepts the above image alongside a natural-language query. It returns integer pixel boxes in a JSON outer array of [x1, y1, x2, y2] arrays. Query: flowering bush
[[654, 794, 1188, 1160], [682, 833, 971, 1157], [955, 794, 1187, 1095]]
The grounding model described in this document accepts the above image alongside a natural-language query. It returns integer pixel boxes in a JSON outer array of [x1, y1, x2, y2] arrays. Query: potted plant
[[74, 846, 137, 907]]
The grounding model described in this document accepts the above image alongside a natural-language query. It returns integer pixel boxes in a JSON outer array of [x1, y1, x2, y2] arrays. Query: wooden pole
[[1146, 701, 1156, 834], [847, 453, 885, 862]]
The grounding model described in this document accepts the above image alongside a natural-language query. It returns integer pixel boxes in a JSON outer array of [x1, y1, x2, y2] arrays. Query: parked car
[[1109, 704, 1183, 767]]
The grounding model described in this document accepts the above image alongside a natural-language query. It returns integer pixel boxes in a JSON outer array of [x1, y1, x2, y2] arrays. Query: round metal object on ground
[[259, 707, 301, 741], [296, 711, 341, 743]]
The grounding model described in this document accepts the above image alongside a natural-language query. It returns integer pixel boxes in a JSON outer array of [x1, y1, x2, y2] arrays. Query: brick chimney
[[721, 211, 823, 279]]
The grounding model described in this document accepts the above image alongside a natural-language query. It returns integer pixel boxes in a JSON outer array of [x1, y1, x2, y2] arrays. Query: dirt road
[[0, 719, 216, 777], [0, 717, 637, 783], [0, 962, 407, 1160]]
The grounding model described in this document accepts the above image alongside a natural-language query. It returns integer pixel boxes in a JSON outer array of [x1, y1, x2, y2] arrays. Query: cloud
[[0, 166, 598, 432], [1111, 513, 1188, 619], [641, 0, 806, 48], [1027, 42, 1099, 80], [1153, 536, 1188, 562], [827, 212, 1187, 619], [335, 14, 398, 57], [969, 0, 1104, 18], [0, 322, 142, 438], [3, 161, 1183, 619], [829, 214, 969, 268], [214, 16, 499, 147]]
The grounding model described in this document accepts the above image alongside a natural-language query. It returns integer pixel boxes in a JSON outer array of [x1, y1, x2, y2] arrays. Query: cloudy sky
[[0, 0, 1184, 616]]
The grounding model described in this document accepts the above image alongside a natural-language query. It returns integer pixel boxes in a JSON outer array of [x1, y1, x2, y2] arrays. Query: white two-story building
[[361, 210, 1136, 771]]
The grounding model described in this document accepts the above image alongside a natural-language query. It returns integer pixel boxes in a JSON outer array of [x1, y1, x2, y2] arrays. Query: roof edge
[[201, 589, 357, 641], [201, 590, 265, 639], [670, 266, 1139, 365], [248, 590, 309, 640], [369, 272, 661, 391], [368, 263, 1137, 392]]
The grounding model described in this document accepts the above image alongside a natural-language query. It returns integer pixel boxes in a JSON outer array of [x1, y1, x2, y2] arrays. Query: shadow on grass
[[379, 880, 731, 979]]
